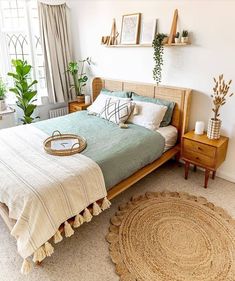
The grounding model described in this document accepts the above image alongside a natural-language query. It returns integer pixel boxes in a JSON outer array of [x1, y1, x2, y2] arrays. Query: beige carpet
[[1, 161, 235, 281], [107, 191, 235, 280]]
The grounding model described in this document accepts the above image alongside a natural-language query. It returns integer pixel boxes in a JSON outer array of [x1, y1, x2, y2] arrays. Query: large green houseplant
[[67, 57, 91, 103], [0, 77, 7, 111], [8, 59, 38, 124], [152, 33, 167, 85]]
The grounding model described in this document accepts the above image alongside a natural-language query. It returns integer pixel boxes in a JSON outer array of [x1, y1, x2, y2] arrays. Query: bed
[[0, 77, 192, 272]]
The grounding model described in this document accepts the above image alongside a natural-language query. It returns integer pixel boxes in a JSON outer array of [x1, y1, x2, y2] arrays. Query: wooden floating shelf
[[104, 43, 190, 48]]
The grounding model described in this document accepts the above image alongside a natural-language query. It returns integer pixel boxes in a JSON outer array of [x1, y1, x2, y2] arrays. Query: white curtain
[[38, 2, 74, 103]]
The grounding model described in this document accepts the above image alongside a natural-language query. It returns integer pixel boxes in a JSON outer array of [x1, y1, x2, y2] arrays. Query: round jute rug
[[106, 191, 235, 281]]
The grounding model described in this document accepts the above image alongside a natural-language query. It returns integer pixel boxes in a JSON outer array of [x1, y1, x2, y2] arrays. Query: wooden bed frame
[[92, 77, 192, 200], [0, 77, 192, 235]]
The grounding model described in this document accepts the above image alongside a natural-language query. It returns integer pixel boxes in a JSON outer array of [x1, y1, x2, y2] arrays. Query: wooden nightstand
[[68, 101, 90, 113], [181, 131, 229, 188]]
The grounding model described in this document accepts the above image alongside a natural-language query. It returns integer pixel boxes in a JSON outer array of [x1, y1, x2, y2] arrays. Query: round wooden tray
[[43, 130, 87, 156]]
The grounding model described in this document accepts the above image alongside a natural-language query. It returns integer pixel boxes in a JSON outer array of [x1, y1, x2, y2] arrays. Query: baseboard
[[216, 171, 235, 184]]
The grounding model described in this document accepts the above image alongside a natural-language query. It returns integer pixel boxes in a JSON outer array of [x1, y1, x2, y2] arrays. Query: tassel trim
[[64, 221, 74, 237], [21, 259, 32, 275], [33, 246, 46, 263], [93, 202, 102, 216], [73, 214, 84, 228], [101, 197, 112, 211], [83, 208, 93, 222], [44, 242, 54, 257], [54, 230, 63, 244]]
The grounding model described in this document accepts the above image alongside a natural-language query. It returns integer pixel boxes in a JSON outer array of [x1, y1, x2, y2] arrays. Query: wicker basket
[[43, 130, 87, 156], [207, 118, 221, 139]]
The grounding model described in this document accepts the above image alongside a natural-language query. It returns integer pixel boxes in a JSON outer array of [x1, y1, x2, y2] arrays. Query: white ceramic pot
[[181, 37, 189, 43], [0, 99, 6, 111], [207, 118, 221, 139], [174, 38, 180, 44]]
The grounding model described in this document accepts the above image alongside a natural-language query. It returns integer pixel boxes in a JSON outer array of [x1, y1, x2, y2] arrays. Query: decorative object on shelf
[[168, 9, 178, 45], [8, 59, 38, 124], [101, 18, 119, 46], [181, 30, 189, 43], [67, 57, 91, 103], [43, 130, 87, 156], [152, 33, 168, 85], [207, 74, 234, 139], [174, 32, 180, 43], [120, 13, 141, 45], [194, 121, 205, 135], [140, 18, 158, 44], [0, 77, 7, 111]]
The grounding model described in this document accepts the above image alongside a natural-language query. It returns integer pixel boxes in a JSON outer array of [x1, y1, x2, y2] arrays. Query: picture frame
[[140, 18, 158, 44], [120, 13, 141, 45]]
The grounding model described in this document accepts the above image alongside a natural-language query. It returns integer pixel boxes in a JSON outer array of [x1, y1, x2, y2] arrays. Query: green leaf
[[25, 104, 37, 117]]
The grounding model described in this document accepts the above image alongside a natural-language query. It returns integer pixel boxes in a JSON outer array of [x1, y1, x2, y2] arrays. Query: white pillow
[[100, 98, 134, 125], [128, 100, 167, 130], [87, 93, 131, 115]]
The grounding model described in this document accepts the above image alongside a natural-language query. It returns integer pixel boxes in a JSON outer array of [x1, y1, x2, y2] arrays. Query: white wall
[[68, 0, 235, 183]]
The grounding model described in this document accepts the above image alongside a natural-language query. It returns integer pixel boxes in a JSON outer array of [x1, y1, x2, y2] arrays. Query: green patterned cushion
[[131, 92, 175, 127]]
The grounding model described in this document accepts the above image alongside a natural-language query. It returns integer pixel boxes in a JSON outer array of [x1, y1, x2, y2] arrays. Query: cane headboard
[[92, 77, 192, 141]]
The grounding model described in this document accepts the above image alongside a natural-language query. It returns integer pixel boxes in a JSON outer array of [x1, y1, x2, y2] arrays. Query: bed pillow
[[100, 98, 134, 125], [128, 100, 167, 131], [101, 88, 132, 98], [131, 93, 175, 127], [87, 93, 131, 115]]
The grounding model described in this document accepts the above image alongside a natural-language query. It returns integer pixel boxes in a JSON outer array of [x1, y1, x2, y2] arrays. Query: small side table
[[181, 131, 229, 188], [68, 101, 90, 113]]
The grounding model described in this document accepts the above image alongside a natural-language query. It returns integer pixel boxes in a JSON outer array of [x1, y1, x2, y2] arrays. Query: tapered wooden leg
[[193, 165, 197, 172], [204, 169, 210, 188], [212, 171, 216, 180], [184, 162, 190, 180], [36, 261, 43, 266]]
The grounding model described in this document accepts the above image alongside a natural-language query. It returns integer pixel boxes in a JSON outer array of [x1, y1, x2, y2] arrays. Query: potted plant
[[8, 59, 38, 124], [207, 74, 234, 139], [152, 33, 168, 85], [67, 57, 91, 103], [0, 77, 7, 111], [181, 30, 189, 43], [174, 32, 180, 44]]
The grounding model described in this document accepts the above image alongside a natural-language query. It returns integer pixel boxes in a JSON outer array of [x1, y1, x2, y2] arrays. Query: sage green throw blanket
[[35, 111, 165, 189]]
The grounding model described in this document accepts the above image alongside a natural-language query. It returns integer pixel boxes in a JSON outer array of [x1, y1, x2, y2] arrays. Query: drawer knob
[[196, 157, 200, 160], [198, 147, 202, 151]]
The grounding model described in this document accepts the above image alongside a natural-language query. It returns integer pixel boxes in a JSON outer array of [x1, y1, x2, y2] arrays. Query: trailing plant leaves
[[152, 33, 167, 84]]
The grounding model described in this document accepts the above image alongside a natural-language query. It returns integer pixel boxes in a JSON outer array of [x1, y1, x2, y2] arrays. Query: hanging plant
[[152, 33, 167, 84]]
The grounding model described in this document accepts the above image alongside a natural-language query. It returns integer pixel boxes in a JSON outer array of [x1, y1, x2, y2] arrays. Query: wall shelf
[[104, 43, 190, 48]]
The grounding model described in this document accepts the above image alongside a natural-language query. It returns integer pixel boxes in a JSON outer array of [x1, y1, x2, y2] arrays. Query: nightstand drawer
[[183, 150, 214, 168], [183, 139, 216, 157], [70, 104, 82, 112]]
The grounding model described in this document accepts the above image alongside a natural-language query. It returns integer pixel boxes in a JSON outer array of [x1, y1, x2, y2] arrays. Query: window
[[0, 0, 47, 101]]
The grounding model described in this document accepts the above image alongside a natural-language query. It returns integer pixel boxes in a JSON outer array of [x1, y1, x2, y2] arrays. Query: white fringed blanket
[[0, 125, 110, 273]]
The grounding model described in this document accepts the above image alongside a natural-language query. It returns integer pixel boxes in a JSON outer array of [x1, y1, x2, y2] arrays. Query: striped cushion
[[100, 98, 134, 124]]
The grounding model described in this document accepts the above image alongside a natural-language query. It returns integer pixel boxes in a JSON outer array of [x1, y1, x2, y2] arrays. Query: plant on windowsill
[[0, 77, 7, 111], [207, 74, 234, 139], [8, 59, 38, 124], [67, 57, 91, 103], [152, 33, 168, 85]]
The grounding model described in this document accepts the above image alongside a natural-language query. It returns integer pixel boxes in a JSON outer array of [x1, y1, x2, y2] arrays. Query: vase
[[77, 95, 85, 103], [174, 38, 180, 44], [181, 37, 189, 43], [207, 118, 221, 139], [0, 100, 6, 111]]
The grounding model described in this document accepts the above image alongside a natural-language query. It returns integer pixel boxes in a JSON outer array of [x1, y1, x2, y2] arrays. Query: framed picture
[[120, 13, 141, 45], [140, 19, 158, 44]]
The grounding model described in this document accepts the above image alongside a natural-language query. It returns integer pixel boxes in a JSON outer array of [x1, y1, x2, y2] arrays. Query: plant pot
[[77, 95, 85, 103], [207, 118, 221, 139], [0, 99, 6, 111], [181, 37, 189, 43], [174, 38, 180, 44]]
